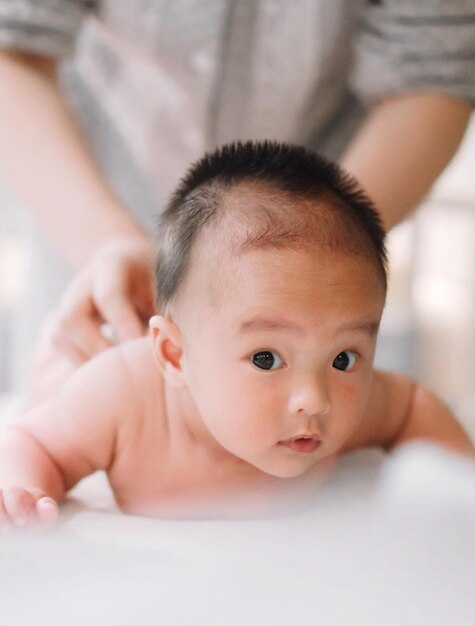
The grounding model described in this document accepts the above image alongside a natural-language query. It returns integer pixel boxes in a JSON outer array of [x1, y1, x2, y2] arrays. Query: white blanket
[[1, 397, 475, 626]]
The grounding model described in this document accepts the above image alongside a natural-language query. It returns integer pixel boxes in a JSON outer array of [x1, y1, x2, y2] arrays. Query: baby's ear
[[149, 315, 186, 388]]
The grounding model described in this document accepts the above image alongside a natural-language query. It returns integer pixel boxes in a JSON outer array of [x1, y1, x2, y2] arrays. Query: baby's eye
[[332, 351, 357, 371], [251, 350, 283, 371]]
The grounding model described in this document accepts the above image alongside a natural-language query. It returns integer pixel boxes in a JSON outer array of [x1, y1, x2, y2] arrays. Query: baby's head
[[151, 141, 387, 477]]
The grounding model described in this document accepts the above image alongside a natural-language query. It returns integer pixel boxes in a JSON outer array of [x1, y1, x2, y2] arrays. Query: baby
[[1, 141, 473, 526]]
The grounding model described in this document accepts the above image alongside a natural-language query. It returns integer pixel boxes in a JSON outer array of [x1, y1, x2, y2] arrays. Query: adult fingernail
[[100, 323, 118, 344]]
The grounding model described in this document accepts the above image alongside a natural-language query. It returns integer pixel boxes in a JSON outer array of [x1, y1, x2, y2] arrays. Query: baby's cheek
[[338, 374, 371, 407], [331, 380, 369, 431], [219, 393, 272, 441]]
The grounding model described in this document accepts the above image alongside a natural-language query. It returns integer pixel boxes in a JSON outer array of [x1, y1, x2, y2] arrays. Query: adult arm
[[341, 94, 472, 230], [0, 49, 156, 355], [0, 49, 149, 268], [343, 0, 475, 230]]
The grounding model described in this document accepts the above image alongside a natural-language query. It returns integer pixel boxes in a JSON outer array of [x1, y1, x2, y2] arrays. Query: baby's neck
[[163, 382, 244, 466]]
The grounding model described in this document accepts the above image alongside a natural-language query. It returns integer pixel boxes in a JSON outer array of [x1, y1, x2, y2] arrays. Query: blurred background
[[2, 116, 474, 424]]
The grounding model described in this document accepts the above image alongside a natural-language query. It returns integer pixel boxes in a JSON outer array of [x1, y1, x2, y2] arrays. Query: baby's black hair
[[155, 141, 387, 308]]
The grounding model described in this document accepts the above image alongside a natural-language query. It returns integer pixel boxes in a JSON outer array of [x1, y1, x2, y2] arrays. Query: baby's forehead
[[188, 230, 382, 313], [176, 242, 385, 341]]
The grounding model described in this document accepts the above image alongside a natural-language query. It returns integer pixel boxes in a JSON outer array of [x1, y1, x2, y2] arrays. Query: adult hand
[[48, 238, 156, 364]]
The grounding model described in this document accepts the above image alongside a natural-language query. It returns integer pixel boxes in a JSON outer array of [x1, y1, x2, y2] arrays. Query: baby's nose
[[287, 376, 330, 417]]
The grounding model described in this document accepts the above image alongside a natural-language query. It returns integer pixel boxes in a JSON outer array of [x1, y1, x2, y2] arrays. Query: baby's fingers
[[36, 497, 59, 525], [0, 489, 8, 525], [2, 487, 36, 527]]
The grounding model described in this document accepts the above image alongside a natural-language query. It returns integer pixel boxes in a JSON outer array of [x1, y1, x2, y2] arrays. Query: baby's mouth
[[278, 435, 321, 454]]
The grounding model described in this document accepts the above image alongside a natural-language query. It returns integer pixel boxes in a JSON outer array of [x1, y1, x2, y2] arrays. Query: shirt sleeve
[[352, 0, 475, 106], [0, 0, 94, 58]]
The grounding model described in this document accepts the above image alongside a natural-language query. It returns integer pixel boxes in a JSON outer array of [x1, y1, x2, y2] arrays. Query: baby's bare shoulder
[[115, 336, 158, 385], [105, 336, 164, 422], [67, 338, 152, 405], [10, 337, 162, 483], [41, 336, 162, 443], [108, 336, 167, 440], [344, 370, 414, 452], [105, 337, 170, 492]]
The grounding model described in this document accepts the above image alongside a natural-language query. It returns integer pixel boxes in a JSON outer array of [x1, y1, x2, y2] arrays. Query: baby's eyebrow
[[337, 320, 380, 336], [239, 316, 380, 336], [239, 316, 304, 335]]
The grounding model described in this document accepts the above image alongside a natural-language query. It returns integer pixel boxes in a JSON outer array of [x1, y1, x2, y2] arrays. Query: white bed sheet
[[1, 397, 475, 626]]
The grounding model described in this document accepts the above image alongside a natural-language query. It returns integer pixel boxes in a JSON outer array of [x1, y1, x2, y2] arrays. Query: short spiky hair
[[155, 141, 387, 309]]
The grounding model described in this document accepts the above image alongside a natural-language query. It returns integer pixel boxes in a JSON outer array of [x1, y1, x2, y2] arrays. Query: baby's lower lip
[[278, 437, 321, 453]]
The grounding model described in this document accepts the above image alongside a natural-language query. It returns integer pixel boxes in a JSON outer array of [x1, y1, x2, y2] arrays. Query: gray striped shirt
[[0, 0, 474, 219]]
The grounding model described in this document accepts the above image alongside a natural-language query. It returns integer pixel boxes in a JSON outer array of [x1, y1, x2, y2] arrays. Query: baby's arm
[[0, 345, 138, 526], [364, 371, 474, 456]]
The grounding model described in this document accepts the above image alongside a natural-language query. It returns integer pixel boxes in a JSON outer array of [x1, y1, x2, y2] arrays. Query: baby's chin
[[255, 452, 338, 480], [267, 467, 310, 479], [253, 457, 318, 479]]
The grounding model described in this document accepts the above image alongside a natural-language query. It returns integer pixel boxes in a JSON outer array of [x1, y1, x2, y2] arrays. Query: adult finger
[[55, 314, 111, 362], [94, 279, 145, 343], [50, 319, 91, 365], [51, 284, 112, 362], [50, 278, 97, 363]]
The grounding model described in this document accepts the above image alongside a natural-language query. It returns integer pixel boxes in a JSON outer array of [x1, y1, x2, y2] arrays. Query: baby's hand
[[0, 487, 59, 527]]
